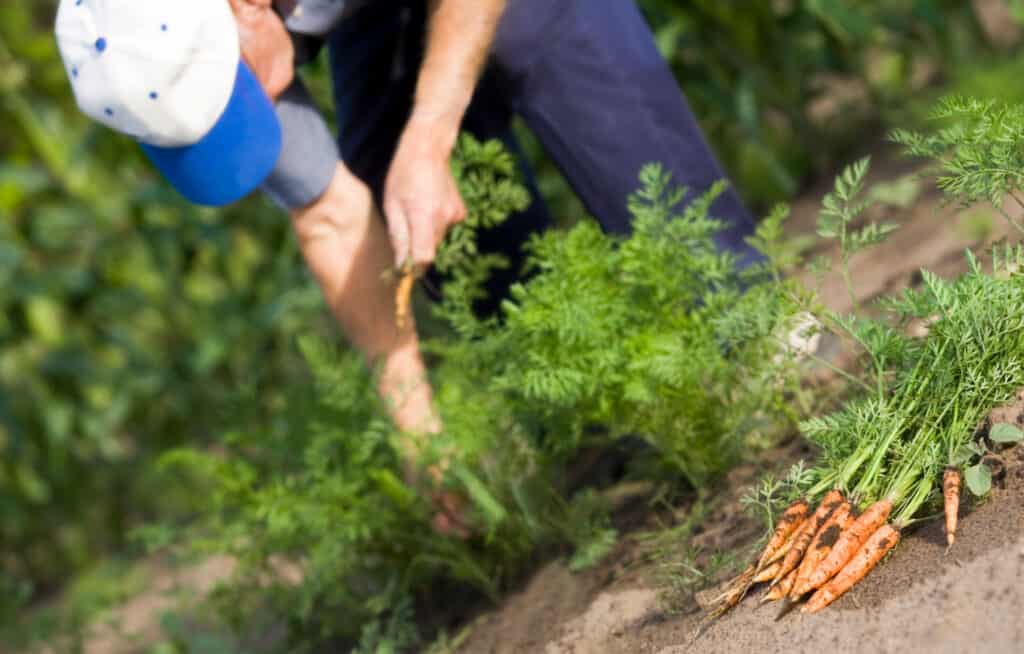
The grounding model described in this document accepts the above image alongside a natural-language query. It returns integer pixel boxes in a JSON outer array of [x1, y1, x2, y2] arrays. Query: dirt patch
[[458, 444, 1024, 654], [455, 561, 610, 654]]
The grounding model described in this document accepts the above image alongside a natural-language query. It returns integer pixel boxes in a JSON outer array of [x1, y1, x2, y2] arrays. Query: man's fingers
[[410, 208, 439, 267], [451, 190, 468, 225], [385, 200, 412, 269]]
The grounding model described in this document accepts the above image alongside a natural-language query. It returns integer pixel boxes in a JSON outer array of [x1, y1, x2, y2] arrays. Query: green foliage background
[[0, 2, 332, 618], [0, 0, 1009, 647]]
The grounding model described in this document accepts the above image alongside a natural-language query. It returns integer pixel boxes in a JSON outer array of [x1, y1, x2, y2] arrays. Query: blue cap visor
[[141, 61, 282, 207]]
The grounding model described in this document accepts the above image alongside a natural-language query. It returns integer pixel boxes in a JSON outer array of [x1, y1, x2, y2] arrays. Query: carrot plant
[[893, 96, 1024, 235], [433, 163, 807, 488]]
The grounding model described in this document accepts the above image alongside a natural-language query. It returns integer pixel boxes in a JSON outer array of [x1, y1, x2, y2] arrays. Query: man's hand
[[384, 117, 467, 269], [228, 0, 294, 100], [382, 0, 507, 268]]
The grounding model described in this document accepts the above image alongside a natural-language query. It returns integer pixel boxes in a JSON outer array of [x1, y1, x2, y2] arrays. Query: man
[[239, 0, 765, 430], [56, 0, 763, 526]]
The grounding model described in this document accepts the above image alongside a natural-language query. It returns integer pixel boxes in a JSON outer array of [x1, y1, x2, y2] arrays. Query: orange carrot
[[754, 514, 806, 576], [802, 523, 901, 614], [802, 498, 892, 593], [791, 500, 853, 598], [944, 467, 961, 550], [753, 559, 783, 584], [756, 499, 810, 571], [770, 489, 844, 586], [761, 567, 797, 603], [395, 269, 415, 329]]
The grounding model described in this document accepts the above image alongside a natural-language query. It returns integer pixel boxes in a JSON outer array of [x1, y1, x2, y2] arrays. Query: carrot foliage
[[776, 99, 1024, 526]]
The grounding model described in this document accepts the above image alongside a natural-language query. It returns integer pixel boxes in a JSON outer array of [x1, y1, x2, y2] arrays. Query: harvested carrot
[[695, 565, 756, 636], [756, 499, 810, 571], [791, 500, 853, 598], [395, 268, 416, 329], [761, 567, 797, 603], [770, 489, 843, 586], [752, 516, 806, 583], [802, 498, 892, 593], [802, 523, 901, 614], [944, 467, 961, 550], [719, 566, 756, 608], [710, 564, 755, 604], [753, 559, 783, 584]]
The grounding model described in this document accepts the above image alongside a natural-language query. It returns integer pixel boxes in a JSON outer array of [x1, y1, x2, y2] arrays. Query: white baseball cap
[[54, 0, 282, 206]]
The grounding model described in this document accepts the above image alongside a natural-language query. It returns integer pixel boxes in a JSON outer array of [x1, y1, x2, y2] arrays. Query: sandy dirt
[[459, 423, 1024, 654]]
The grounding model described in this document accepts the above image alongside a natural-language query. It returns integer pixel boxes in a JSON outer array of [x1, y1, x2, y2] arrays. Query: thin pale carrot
[[708, 507, 808, 612], [802, 523, 901, 614], [697, 565, 756, 634], [944, 467, 961, 551], [719, 565, 756, 608], [756, 499, 810, 571], [770, 489, 844, 586], [710, 564, 755, 604], [761, 567, 797, 603], [395, 269, 415, 329], [802, 498, 892, 593], [791, 500, 853, 598], [753, 559, 783, 584], [752, 516, 806, 583]]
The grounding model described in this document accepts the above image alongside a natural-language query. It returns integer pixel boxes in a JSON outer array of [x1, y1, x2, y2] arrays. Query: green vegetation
[[776, 95, 1024, 538], [633, 0, 987, 206], [146, 143, 803, 650], [0, 3, 331, 625], [4, 0, 1024, 650]]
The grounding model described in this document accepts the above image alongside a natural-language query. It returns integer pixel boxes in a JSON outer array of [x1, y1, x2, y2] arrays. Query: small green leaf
[[951, 444, 978, 466], [990, 422, 1024, 443], [964, 463, 992, 497]]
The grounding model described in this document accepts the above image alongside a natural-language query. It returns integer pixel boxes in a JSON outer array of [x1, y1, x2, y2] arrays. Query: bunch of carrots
[[705, 438, 937, 622], [702, 249, 1024, 626]]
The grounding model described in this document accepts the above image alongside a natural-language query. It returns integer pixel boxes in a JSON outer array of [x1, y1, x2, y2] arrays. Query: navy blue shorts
[[263, 0, 763, 303]]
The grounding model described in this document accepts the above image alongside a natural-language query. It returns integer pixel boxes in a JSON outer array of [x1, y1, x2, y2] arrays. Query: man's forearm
[[409, 0, 507, 151], [291, 164, 440, 436]]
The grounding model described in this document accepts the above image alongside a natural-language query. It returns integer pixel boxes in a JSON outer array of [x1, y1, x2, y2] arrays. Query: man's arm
[[383, 0, 508, 269]]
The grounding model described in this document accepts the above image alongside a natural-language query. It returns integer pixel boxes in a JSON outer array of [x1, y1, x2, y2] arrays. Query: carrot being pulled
[[790, 500, 853, 598], [943, 467, 961, 551], [770, 489, 843, 586], [395, 268, 416, 329], [802, 523, 901, 613], [801, 498, 892, 594]]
